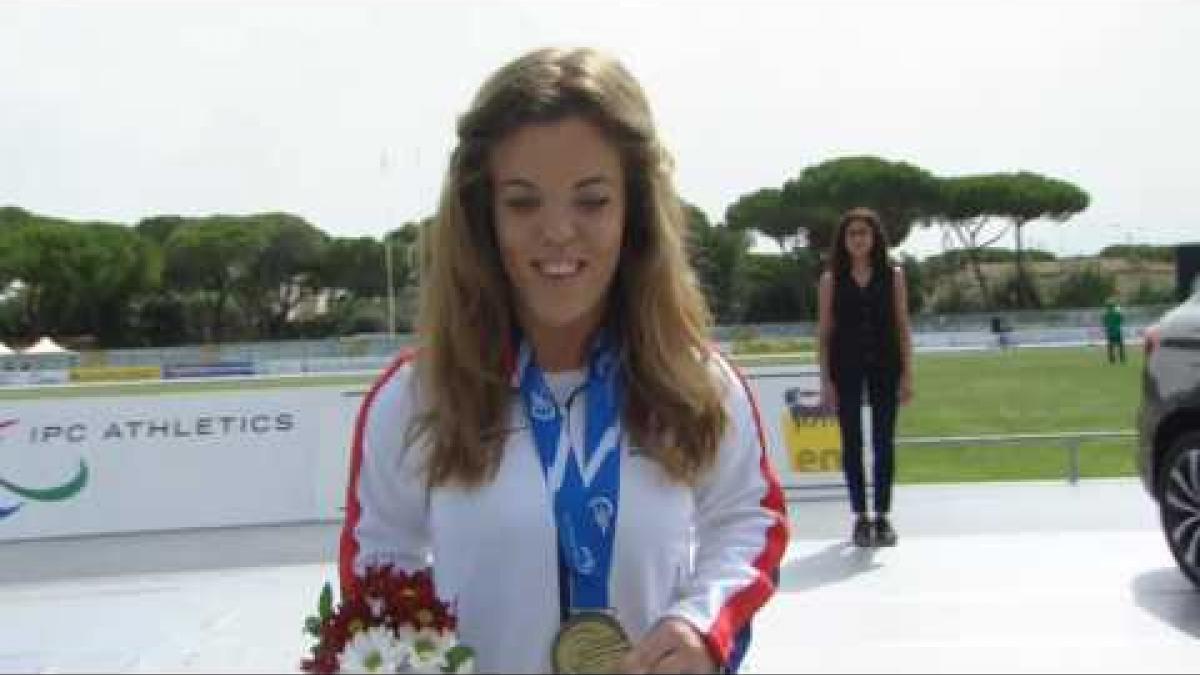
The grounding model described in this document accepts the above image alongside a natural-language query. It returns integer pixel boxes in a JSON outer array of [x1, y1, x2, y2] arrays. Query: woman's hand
[[899, 371, 914, 406], [821, 377, 838, 413], [619, 617, 716, 674]]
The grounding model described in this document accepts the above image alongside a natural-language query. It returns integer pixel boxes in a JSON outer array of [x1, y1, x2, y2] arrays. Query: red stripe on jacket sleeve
[[705, 355, 790, 664], [338, 349, 417, 597]]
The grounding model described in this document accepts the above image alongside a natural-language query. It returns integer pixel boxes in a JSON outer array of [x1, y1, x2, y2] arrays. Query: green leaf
[[443, 645, 475, 673], [318, 582, 333, 622], [304, 615, 322, 638]]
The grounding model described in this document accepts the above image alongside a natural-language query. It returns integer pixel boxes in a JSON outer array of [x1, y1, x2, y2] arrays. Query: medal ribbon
[[517, 330, 622, 612]]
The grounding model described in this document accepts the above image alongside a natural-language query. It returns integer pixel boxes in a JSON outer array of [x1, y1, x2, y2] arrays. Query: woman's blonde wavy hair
[[414, 47, 726, 488]]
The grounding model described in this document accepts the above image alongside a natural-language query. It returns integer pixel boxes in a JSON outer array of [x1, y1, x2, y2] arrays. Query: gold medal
[[551, 611, 632, 674]]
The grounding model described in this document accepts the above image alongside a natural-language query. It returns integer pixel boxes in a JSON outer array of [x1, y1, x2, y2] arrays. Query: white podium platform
[[1, 479, 1196, 673]]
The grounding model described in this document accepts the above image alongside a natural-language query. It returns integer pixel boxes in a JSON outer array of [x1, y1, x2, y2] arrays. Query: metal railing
[[896, 430, 1137, 485]]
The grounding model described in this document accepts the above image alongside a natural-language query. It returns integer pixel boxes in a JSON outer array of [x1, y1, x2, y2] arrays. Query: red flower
[[300, 566, 467, 675]]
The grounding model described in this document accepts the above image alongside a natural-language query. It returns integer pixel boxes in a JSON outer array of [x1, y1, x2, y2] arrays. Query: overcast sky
[[2, 0, 1197, 258]]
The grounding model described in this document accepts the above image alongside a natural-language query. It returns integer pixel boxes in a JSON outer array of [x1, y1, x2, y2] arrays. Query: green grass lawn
[[0, 345, 1145, 484], [896, 346, 1142, 483], [900, 347, 1141, 436], [897, 443, 1134, 484]]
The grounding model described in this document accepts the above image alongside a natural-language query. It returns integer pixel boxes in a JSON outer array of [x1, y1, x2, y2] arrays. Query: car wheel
[[1157, 431, 1200, 589]]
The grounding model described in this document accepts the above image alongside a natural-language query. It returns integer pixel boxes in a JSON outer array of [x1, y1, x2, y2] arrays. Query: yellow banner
[[69, 366, 162, 383], [781, 407, 842, 473]]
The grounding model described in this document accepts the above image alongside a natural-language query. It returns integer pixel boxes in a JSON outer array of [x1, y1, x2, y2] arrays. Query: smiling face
[[491, 116, 626, 358]]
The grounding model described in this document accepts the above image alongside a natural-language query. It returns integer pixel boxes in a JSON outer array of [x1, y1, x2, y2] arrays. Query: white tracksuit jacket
[[339, 351, 788, 673]]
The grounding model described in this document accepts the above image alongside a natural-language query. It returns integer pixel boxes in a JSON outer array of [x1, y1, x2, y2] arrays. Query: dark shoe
[[852, 516, 874, 547], [875, 516, 898, 547]]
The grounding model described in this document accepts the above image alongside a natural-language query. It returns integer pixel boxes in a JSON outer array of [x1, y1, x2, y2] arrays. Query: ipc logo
[[0, 418, 90, 521]]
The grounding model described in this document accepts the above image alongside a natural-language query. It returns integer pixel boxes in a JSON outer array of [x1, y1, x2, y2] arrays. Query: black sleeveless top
[[831, 265, 901, 375]]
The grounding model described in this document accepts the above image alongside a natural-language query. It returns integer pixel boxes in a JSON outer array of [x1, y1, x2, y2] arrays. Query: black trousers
[[833, 367, 899, 515]]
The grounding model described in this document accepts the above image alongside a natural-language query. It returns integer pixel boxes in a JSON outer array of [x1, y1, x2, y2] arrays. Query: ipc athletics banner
[[0, 385, 360, 542]]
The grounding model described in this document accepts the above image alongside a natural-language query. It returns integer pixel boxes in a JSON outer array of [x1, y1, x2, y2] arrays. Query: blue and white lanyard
[[516, 331, 622, 611]]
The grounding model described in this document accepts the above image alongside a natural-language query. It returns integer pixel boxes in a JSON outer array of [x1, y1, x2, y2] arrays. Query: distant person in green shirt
[[1103, 301, 1125, 364]]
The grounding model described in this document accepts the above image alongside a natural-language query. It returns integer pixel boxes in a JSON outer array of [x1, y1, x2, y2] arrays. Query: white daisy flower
[[406, 628, 455, 673], [337, 626, 409, 674]]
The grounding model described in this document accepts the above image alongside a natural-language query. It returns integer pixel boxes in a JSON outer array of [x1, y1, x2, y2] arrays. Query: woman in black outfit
[[817, 208, 914, 548]]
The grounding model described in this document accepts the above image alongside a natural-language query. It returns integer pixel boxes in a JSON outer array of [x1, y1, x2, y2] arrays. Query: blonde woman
[[340, 48, 787, 674]]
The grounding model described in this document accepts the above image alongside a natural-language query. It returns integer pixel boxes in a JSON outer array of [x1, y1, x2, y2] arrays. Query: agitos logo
[[0, 418, 89, 521]]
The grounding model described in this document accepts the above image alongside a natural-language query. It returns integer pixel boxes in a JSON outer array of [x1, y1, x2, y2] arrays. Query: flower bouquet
[[300, 566, 475, 674]]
